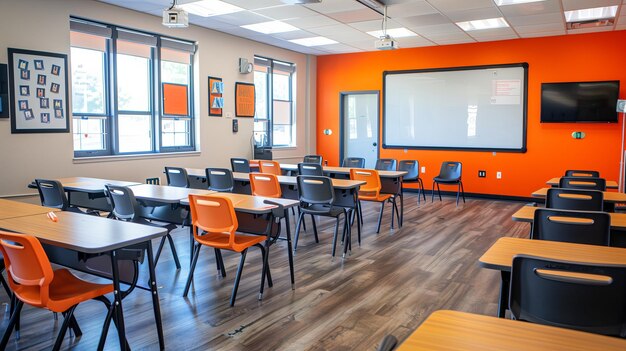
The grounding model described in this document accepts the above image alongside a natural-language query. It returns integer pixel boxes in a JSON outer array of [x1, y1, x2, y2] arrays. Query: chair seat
[[359, 192, 393, 202], [300, 204, 344, 217], [403, 177, 419, 182], [14, 269, 113, 312], [196, 231, 266, 252], [433, 177, 460, 183]]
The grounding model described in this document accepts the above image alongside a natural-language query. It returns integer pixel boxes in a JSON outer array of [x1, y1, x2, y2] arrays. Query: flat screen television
[[540, 80, 620, 123]]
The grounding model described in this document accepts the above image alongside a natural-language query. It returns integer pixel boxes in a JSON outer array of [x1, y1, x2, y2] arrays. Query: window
[[253, 56, 295, 147], [70, 18, 195, 157]]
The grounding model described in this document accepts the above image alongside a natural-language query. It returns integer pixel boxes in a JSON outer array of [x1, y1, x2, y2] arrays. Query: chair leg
[[342, 210, 351, 256], [376, 201, 385, 234], [296, 207, 307, 232], [214, 248, 226, 277], [230, 249, 248, 306], [284, 220, 295, 290], [293, 212, 305, 252], [359, 201, 364, 225], [331, 216, 340, 257], [356, 207, 362, 246], [460, 181, 466, 203], [0, 300, 23, 349], [393, 198, 401, 227], [418, 178, 426, 202], [53, 305, 78, 351], [183, 243, 202, 297], [437, 183, 442, 201], [154, 235, 167, 267], [69, 314, 83, 337], [95, 296, 115, 351], [456, 182, 461, 206], [258, 242, 272, 300], [431, 181, 436, 202], [0, 273, 10, 297], [166, 234, 181, 269], [390, 198, 395, 229]]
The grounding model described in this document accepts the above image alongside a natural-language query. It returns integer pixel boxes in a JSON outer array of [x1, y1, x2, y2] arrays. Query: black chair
[[293, 176, 350, 258], [230, 158, 251, 173], [303, 155, 323, 165], [375, 159, 397, 171], [105, 184, 181, 269], [298, 162, 323, 176], [206, 168, 234, 192], [342, 157, 365, 168], [531, 208, 610, 246], [0, 258, 10, 297], [565, 170, 600, 177], [164, 167, 190, 188], [35, 179, 90, 214], [559, 177, 606, 191], [546, 188, 604, 211], [398, 160, 426, 204], [509, 255, 626, 337], [431, 162, 465, 206], [376, 335, 398, 351]]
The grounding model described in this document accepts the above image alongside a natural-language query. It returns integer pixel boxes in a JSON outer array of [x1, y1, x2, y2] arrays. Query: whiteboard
[[383, 63, 527, 152]]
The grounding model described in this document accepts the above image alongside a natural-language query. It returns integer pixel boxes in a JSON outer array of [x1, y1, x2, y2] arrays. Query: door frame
[[339, 90, 380, 167]]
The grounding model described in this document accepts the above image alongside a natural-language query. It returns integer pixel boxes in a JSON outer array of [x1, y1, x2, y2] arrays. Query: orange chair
[[0, 231, 114, 350], [250, 173, 282, 198], [258, 160, 282, 175], [183, 194, 270, 306], [350, 169, 400, 234]]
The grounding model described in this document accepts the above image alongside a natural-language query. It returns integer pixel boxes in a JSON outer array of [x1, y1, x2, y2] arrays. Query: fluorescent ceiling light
[[367, 28, 418, 38], [495, 0, 545, 5], [456, 17, 509, 31], [289, 36, 338, 46], [564, 5, 618, 22], [179, 0, 243, 17], [241, 21, 299, 34]]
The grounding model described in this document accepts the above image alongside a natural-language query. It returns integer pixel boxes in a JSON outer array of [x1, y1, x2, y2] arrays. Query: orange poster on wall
[[235, 82, 255, 117]]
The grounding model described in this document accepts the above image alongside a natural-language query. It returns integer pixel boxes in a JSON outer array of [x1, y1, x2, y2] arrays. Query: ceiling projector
[[163, 4, 188, 28], [375, 35, 398, 50]]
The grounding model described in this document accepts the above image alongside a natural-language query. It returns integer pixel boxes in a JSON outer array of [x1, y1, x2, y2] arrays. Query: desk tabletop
[[532, 187, 626, 203], [245, 162, 407, 178], [129, 184, 215, 203], [511, 205, 626, 229], [180, 192, 298, 214], [57, 177, 141, 193], [479, 237, 626, 272], [547, 177, 618, 189], [0, 211, 166, 254], [0, 199, 59, 220], [232, 172, 365, 190], [397, 310, 626, 351]]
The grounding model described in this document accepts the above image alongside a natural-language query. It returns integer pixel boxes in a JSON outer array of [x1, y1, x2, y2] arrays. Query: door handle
[[372, 142, 378, 147]]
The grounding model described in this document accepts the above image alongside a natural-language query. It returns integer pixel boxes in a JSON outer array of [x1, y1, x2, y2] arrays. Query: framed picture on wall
[[235, 82, 255, 117], [208, 76, 223, 117], [0, 64, 9, 118], [8, 48, 69, 133]]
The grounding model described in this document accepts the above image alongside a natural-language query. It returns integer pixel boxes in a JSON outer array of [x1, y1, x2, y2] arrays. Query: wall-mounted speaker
[[239, 58, 252, 74], [617, 99, 626, 113]]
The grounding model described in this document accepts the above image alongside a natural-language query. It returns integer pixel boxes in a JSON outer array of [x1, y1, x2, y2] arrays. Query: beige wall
[[0, 0, 316, 196]]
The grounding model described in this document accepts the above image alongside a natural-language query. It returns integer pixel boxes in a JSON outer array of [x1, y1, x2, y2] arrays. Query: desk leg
[[399, 193, 404, 227], [497, 271, 511, 318], [284, 210, 295, 290], [110, 250, 128, 351], [146, 243, 165, 350]]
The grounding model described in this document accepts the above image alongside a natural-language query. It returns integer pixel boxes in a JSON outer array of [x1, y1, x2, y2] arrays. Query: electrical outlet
[[421, 166, 426, 173], [496, 171, 502, 179], [478, 170, 486, 178]]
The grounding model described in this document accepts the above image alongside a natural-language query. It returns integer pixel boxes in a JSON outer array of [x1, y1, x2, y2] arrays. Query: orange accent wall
[[317, 31, 626, 198]]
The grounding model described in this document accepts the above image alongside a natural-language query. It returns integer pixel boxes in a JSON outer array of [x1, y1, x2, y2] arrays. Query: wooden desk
[[0, 198, 59, 219], [512, 205, 626, 229], [397, 310, 626, 351], [179, 192, 298, 213], [533, 187, 626, 203], [547, 177, 618, 189], [57, 177, 141, 193], [0, 211, 167, 350], [245, 162, 407, 178], [129, 184, 215, 203], [479, 237, 626, 317]]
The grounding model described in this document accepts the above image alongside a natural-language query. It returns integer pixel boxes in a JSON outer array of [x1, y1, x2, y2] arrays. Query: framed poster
[[235, 82, 255, 117], [8, 48, 69, 133], [0, 64, 8, 118], [208, 76, 223, 117]]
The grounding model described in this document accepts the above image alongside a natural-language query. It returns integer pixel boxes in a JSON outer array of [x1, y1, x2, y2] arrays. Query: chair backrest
[[249, 173, 282, 198], [303, 155, 323, 165], [206, 168, 234, 192], [297, 176, 334, 206], [565, 170, 600, 178], [230, 158, 251, 173], [397, 160, 419, 181], [342, 157, 366, 168], [145, 177, 160, 185], [258, 160, 282, 175], [509, 255, 626, 337], [350, 169, 381, 195], [531, 208, 610, 246], [546, 188, 604, 211], [559, 177, 606, 191], [105, 184, 139, 222], [188, 194, 238, 248], [0, 231, 54, 307], [375, 159, 397, 171], [164, 167, 189, 188], [35, 179, 69, 210], [437, 161, 462, 181], [298, 162, 323, 176]]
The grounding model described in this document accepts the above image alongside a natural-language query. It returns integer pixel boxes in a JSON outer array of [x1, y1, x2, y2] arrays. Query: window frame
[[70, 17, 196, 158]]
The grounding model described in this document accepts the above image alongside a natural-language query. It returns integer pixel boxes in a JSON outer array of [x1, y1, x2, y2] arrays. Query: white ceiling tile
[[433, 37, 477, 45], [348, 19, 404, 31], [421, 30, 473, 41], [307, 24, 374, 42], [326, 8, 382, 23], [616, 24, 626, 30], [211, 11, 272, 26], [395, 36, 437, 46], [620, 16, 626, 24], [303, 0, 364, 14], [514, 22, 565, 34], [446, 7, 504, 22], [269, 29, 316, 40], [253, 4, 318, 20], [350, 40, 380, 50], [562, 0, 621, 11], [567, 25, 615, 33], [465, 26, 517, 37], [387, 1, 440, 18], [498, 0, 562, 17], [394, 13, 452, 27], [410, 23, 467, 35], [283, 15, 342, 29], [506, 12, 564, 26], [471, 33, 520, 42], [519, 30, 567, 38], [426, 0, 497, 12], [221, 0, 285, 10], [318, 43, 363, 53]]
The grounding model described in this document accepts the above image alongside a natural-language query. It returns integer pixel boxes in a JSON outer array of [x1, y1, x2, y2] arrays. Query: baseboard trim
[[402, 188, 539, 203]]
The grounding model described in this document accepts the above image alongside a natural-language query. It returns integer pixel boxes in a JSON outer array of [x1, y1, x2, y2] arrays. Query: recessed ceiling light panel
[[179, 0, 243, 17], [495, 0, 545, 5], [241, 21, 300, 34], [456, 17, 509, 31], [564, 5, 618, 23], [289, 36, 338, 46]]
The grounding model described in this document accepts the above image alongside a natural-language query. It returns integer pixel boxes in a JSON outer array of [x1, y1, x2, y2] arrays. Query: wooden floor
[[0, 194, 530, 350]]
